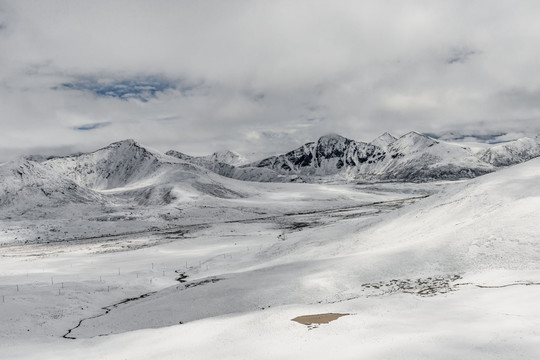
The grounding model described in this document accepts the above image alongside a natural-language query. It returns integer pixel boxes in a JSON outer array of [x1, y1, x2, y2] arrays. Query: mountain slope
[[43, 139, 170, 190], [0, 159, 105, 209], [358, 155, 540, 271], [480, 135, 540, 166], [376, 131, 494, 180]]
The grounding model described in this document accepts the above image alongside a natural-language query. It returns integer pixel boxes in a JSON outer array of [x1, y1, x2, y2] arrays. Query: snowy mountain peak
[[402, 131, 437, 142], [99, 139, 174, 161], [370, 132, 397, 149], [113, 138, 137, 146], [317, 133, 348, 142], [102, 138, 141, 150], [315, 134, 356, 159], [391, 131, 438, 152], [43, 139, 165, 190], [203, 150, 247, 166]]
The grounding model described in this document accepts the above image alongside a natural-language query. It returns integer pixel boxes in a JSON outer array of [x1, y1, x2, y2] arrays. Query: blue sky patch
[[74, 122, 111, 131], [59, 76, 187, 102]]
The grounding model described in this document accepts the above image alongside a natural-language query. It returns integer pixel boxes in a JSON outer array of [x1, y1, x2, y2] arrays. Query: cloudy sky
[[1, 0, 540, 161]]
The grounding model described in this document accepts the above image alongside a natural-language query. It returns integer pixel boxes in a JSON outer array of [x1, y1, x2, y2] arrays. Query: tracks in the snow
[[62, 291, 156, 340]]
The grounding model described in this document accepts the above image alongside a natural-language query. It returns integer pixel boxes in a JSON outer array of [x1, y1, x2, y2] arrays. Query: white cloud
[[1, 0, 540, 161]]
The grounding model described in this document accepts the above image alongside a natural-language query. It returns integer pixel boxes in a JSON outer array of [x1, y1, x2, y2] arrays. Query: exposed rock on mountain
[[246, 134, 384, 177], [245, 132, 495, 181]]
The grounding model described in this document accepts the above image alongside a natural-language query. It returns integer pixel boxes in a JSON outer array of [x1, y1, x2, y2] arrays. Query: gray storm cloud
[[1, 0, 540, 161]]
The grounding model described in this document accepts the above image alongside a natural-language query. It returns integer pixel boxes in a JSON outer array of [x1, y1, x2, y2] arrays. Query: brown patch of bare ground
[[291, 313, 349, 329]]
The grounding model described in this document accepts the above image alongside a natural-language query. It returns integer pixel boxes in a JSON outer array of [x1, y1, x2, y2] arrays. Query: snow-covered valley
[[1, 140, 539, 359]]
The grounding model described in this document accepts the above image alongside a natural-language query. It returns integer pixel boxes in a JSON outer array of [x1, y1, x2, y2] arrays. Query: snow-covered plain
[[1, 157, 540, 359]]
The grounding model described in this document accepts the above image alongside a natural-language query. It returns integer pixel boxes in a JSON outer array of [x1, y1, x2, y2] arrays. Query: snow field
[[1, 158, 539, 359], [4, 280, 540, 359]]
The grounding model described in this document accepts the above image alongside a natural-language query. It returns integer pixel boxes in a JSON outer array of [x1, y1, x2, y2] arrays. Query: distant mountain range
[[170, 131, 540, 182], [2, 131, 539, 214]]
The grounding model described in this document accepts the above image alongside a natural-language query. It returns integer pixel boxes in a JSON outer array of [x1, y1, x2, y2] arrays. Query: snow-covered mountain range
[[2, 131, 539, 214], [243, 131, 539, 181], [39, 139, 254, 205]]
